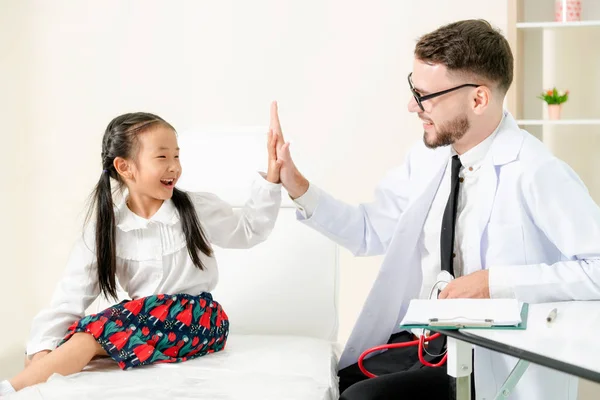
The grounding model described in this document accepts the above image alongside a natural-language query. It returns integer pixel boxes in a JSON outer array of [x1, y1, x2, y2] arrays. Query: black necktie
[[440, 155, 462, 277]]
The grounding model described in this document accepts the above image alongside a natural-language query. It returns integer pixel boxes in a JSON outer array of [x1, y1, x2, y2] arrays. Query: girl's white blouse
[[26, 175, 281, 355]]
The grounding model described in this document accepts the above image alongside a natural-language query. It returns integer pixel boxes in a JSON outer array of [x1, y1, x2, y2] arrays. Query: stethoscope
[[358, 271, 454, 378]]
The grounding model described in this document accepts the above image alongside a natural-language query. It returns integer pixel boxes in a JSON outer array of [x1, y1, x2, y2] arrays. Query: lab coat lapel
[[338, 145, 452, 370], [467, 114, 524, 271], [385, 145, 451, 313], [409, 146, 451, 208]]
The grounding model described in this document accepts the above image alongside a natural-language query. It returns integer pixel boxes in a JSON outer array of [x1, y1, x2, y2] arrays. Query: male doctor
[[270, 19, 600, 400]]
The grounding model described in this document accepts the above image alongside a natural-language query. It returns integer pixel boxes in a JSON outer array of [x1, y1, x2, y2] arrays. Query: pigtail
[[171, 188, 213, 270], [88, 170, 118, 300]]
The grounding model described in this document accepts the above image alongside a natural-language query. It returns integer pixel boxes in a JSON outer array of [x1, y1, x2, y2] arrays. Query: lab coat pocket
[[485, 223, 526, 266]]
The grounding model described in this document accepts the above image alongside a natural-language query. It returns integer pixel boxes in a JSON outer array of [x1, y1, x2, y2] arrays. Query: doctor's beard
[[422, 113, 470, 149]]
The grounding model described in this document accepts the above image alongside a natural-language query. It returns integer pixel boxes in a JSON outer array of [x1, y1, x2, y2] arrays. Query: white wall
[[1, 0, 508, 378], [0, 0, 33, 378]]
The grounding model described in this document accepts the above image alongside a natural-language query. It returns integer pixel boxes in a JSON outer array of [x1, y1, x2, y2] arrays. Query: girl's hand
[[269, 101, 309, 198], [266, 126, 283, 183]]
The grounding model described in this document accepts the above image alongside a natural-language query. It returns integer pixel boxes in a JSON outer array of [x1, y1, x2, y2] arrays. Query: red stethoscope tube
[[358, 332, 447, 378]]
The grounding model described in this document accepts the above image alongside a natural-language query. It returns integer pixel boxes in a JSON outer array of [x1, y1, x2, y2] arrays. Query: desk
[[433, 301, 600, 399]]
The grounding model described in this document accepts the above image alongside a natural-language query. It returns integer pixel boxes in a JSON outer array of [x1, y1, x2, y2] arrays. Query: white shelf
[[517, 119, 600, 125], [517, 20, 600, 29]]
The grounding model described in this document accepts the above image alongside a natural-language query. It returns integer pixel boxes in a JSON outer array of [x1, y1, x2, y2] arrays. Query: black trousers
[[338, 332, 473, 400]]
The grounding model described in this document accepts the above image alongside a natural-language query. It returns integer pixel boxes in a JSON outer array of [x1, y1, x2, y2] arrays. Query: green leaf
[[150, 349, 170, 363], [539, 87, 569, 105], [179, 337, 194, 355], [128, 334, 146, 348], [169, 302, 185, 319], [193, 303, 203, 321], [144, 297, 160, 313], [156, 334, 170, 352], [103, 321, 121, 337]]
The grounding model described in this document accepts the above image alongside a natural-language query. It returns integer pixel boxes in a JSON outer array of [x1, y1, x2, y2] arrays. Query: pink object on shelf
[[548, 104, 563, 120], [555, 0, 582, 22]]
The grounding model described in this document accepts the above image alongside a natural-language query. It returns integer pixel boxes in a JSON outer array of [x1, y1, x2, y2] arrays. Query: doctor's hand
[[438, 270, 490, 299], [269, 101, 309, 199]]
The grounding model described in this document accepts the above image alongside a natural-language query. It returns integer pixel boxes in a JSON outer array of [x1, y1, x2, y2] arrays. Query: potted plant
[[538, 88, 569, 120]]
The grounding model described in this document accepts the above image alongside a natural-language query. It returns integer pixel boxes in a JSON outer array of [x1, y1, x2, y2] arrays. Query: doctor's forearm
[[297, 189, 388, 256], [489, 259, 600, 302], [285, 171, 310, 200]]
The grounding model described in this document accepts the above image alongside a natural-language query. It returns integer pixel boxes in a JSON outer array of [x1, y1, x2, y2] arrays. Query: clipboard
[[399, 302, 529, 331]]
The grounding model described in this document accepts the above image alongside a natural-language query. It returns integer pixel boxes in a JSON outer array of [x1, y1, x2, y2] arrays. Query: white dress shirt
[[294, 120, 503, 300], [418, 127, 499, 298], [26, 174, 281, 356]]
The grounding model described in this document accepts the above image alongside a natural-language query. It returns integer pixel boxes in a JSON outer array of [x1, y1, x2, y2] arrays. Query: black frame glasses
[[408, 72, 480, 112]]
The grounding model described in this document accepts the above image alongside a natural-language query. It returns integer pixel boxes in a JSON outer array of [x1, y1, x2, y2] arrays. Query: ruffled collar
[[116, 198, 180, 232]]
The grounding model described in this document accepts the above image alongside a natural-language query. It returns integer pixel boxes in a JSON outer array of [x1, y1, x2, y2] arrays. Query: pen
[[546, 308, 558, 323]]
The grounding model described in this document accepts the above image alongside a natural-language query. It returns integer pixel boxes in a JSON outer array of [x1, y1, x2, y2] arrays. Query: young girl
[[0, 111, 283, 396]]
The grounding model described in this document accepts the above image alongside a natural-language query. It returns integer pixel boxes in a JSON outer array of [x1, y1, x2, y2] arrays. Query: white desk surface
[[459, 301, 600, 378]]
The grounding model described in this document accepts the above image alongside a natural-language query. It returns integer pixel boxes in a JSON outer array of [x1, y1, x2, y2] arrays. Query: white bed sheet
[[8, 335, 340, 400]]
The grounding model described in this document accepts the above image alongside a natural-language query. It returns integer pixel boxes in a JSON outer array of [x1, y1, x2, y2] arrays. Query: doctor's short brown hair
[[414, 19, 514, 94]]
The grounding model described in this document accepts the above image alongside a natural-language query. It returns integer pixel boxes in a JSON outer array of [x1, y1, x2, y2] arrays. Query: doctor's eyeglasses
[[408, 72, 480, 112]]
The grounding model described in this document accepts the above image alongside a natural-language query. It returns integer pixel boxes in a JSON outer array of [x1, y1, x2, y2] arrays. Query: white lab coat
[[297, 113, 600, 400]]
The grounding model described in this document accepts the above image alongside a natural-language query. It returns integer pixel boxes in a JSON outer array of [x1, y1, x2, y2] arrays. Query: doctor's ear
[[114, 157, 134, 181], [471, 86, 492, 115]]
